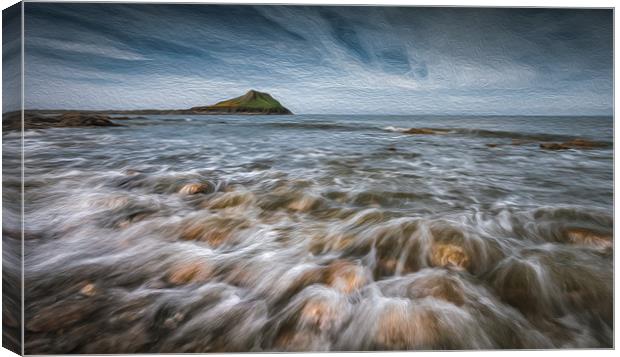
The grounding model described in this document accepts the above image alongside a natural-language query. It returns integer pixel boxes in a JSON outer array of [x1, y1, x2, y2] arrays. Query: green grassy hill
[[192, 90, 292, 114]]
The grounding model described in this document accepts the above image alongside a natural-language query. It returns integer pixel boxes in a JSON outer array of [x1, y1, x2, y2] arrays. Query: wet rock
[[163, 312, 185, 329], [564, 139, 607, 148], [299, 298, 341, 331], [428, 243, 470, 272], [540, 143, 570, 150], [91, 195, 130, 209], [490, 258, 552, 317], [2, 111, 124, 131], [402, 128, 449, 135], [287, 195, 322, 212], [486, 143, 499, 148], [26, 299, 100, 332], [324, 260, 366, 294], [124, 169, 143, 176], [408, 273, 466, 306], [206, 191, 254, 209], [540, 139, 608, 151], [117, 211, 152, 229], [107, 297, 154, 327], [386, 146, 397, 151], [511, 139, 532, 146], [273, 329, 324, 351], [179, 182, 212, 195], [372, 220, 422, 278], [167, 259, 214, 285], [79, 282, 97, 297], [80, 322, 150, 353], [374, 303, 441, 350], [564, 227, 612, 249], [180, 215, 250, 247]]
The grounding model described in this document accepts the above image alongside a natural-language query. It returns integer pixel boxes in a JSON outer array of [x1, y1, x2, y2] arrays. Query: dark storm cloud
[[22, 3, 612, 115]]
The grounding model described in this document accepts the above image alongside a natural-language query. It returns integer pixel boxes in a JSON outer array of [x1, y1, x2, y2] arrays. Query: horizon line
[[3, 109, 613, 118]]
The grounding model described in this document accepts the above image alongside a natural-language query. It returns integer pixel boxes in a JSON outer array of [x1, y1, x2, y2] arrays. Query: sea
[[1, 114, 614, 352]]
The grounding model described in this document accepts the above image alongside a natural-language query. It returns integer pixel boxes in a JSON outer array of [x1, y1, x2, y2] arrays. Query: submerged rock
[[26, 299, 99, 332], [374, 302, 441, 350], [324, 260, 366, 294], [79, 283, 97, 297], [167, 259, 214, 285], [402, 128, 450, 135], [540, 139, 608, 150], [179, 215, 250, 247], [564, 139, 607, 148], [540, 143, 570, 150]]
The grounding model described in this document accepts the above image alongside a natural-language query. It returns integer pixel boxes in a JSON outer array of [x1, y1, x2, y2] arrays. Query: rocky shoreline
[[2, 112, 127, 131]]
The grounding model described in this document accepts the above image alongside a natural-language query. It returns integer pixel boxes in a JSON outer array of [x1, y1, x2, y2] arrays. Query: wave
[[11, 168, 613, 353], [383, 126, 611, 144], [260, 121, 373, 131]]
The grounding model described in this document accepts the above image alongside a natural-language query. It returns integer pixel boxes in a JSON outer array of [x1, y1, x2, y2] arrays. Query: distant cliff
[[191, 90, 292, 115]]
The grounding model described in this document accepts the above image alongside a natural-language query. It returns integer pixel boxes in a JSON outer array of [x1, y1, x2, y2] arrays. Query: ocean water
[[2, 114, 614, 352]]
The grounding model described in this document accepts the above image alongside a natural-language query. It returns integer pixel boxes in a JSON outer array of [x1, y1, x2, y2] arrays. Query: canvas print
[[1, 2, 614, 354]]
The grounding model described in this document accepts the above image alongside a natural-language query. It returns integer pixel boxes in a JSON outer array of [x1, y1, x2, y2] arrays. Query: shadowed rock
[[2, 111, 123, 131], [402, 128, 451, 135]]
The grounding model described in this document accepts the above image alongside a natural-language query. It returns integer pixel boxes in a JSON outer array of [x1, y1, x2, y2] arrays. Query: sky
[[10, 4, 614, 115]]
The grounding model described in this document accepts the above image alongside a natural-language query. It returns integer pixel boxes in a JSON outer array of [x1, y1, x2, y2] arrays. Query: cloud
[[21, 4, 613, 115], [28, 37, 149, 61]]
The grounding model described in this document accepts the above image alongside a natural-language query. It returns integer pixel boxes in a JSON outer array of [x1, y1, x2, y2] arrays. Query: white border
[[0, 1, 617, 357]]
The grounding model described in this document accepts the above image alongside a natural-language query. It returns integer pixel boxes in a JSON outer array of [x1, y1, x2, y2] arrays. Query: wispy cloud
[[21, 4, 612, 115], [28, 37, 149, 61]]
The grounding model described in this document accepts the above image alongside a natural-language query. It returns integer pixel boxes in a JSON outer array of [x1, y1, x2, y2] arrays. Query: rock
[[206, 191, 254, 209], [428, 243, 470, 272], [511, 139, 531, 146], [564, 227, 612, 249], [2, 111, 123, 131], [486, 143, 499, 148], [386, 146, 397, 151], [179, 183, 212, 195], [167, 259, 214, 285], [26, 299, 99, 332], [179, 215, 249, 247], [540, 143, 570, 150], [402, 128, 449, 135], [563, 139, 607, 148], [490, 259, 550, 316], [324, 260, 366, 294], [79, 283, 97, 297], [406, 273, 466, 306], [375, 302, 441, 349], [163, 312, 185, 329], [540, 139, 608, 150], [299, 298, 342, 331], [287, 195, 321, 212]]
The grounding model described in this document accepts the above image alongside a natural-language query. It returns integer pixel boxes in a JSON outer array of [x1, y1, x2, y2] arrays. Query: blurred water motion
[[2, 114, 612, 352]]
